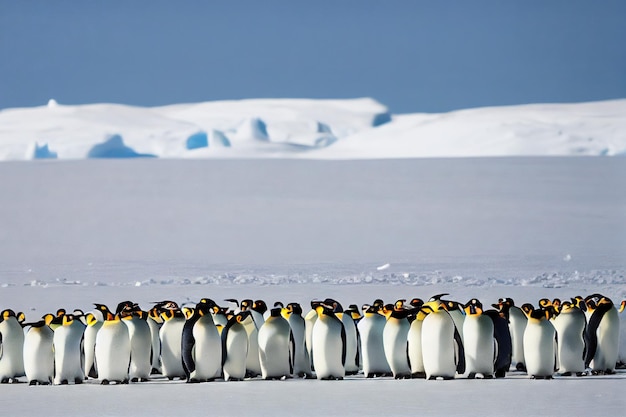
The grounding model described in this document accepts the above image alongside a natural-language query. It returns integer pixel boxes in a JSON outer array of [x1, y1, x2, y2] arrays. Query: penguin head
[[85, 312, 99, 326], [94, 304, 114, 320], [394, 299, 406, 311], [323, 298, 343, 313], [286, 302, 303, 316], [416, 304, 436, 320], [1, 309, 16, 322], [235, 310, 252, 323], [346, 304, 362, 321], [428, 293, 449, 303], [372, 299, 384, 308], [115, 301, 135, 318], [56, 308, 67, 317], [409, 298, 424, 309], [521, 303, 550, 321], [61, 314, 76, 326], [253, 300, 268, 315], [314, 303, 335, 317], [464, 299, 483, 316], [239, 299, 253, 311], [269, 307, 283, 318]]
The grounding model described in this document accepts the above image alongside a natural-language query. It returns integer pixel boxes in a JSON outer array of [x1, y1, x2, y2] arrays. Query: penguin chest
[[95, 322, 131, 380], [223, 325, 248, 380], [53, 325, 85, 382], [258, 321, 291, 378], [553, 313, 585, 373], [593, 308, 620, 371], [462, 316, 494, 374], [358, 316, 389, 375], [421, 313, 456, 378], [407, 319, 425, 373], [24, 327, 54, 381], [382, 318, 410, 376], [523, 321, 555, 377], [159, 318, 186, 377], [312, 317, 345, 379], [0, 320, 25, 377], [192, 319, 222, 379]]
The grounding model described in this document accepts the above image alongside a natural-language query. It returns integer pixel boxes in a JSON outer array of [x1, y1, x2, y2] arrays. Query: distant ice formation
[[0, 97, 624, 160]]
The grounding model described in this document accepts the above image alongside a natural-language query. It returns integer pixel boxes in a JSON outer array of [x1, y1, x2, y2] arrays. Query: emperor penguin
[[551, 300, 585, 376], [95, 310, 131, 384], [181, 299, 222, 382], [22, 314, 55, 385], [326, 299, 359, 375], [304, 302, 319, 370], [381, 301, 411, 379], [0, 309, 26, 383], [239, 299, 262, 378], [407, 299, 427, 378], [584, 294, 620, 374], [521, 304, 556, 379], [283, 302, 312, 378], [359, 303, 391, 378], [312, 303, 346, 380], [147, 305, 163, 374], [250, 300, 268, 328], [420, 300, 465, 380], [495, 298, 527, 371], [462, 299, 494, 378], [158, 301, 187, 380], [83, 309, 105, 379], [52, 313, 86, 385], [118, 301, 152, 382], [258, 306, 293, 380], [221, 311, 250, 381]]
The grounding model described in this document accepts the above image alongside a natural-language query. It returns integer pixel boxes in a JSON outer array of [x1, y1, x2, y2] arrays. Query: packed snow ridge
[[0, 98, 625, 160]]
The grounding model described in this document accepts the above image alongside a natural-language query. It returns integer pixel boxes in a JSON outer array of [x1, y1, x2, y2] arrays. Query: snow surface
[[1, 98, 625, 160], [0, 158, 624, 415]]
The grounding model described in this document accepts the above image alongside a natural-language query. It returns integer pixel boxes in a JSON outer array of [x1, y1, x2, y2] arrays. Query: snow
[[1, 98, 625, 160], [0, 157, 624, 415]]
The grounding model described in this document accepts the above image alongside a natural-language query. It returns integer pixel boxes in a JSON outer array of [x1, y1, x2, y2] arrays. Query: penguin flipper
[[340, 321, 347, 367], [0, 332, 3, 360], [453, 325, 466, 375], [181, 321, 196, 376], [289, 330, 295, 375]]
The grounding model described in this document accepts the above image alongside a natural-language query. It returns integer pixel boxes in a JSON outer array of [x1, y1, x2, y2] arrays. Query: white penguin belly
[[243, 322, 262, 376], [523, 320, 555, 378], [53, 324, 85, 384], [23, 327, 54, 384], [312, 317, 345, 380], [358, 315, 390, 377], [258, 321, 291, 379], [421, 313, 456, 379], [553, 313, 585, 374], [124, 318, 152, 380], [223, 325, 248, 381], [159, 318, 186, 379], [192, 316, 222, 380], [382, 318, 410, 378], [0, 319, 25, 380], [407, 319, 424, 375], [509, 309, 527, 367], [463, 315, 494, 376], [95, 322, 131, 382]]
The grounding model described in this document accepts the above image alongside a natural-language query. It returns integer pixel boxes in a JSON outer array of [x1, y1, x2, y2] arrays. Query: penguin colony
[[1, 293, 624, 385]]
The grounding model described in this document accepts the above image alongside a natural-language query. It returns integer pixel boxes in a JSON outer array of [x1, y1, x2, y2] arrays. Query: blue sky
[[1, 1, 625, 113]]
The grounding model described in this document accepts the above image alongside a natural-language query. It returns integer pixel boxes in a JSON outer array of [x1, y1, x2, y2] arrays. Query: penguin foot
[[167, 376, 175, 381], [467, 373, 476, 379], [1, 378, 9, 384], [411, 372, 426, 379], [60, 379, 69, 385], [74, 378, 83, 384], [483, 374, 494, 379], [187, 378, 201, 383], [604, 369, 616, 375], [122, 379, 129, 384], [515, 363, 526, 372], [495, 369, 506, 378], [140, 377, 150, 382], [131, 377, 139, 383], [575, 372, 586, 377], [101, 379, 110, 385], [560, 372, 572, 377], [366, 373, 374, 378], [29, 380, 38, 386], [151, 368, 161, 375]]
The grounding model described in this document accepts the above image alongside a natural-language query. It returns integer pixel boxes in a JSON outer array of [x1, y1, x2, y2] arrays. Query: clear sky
[[1, 0, 625, 113]]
